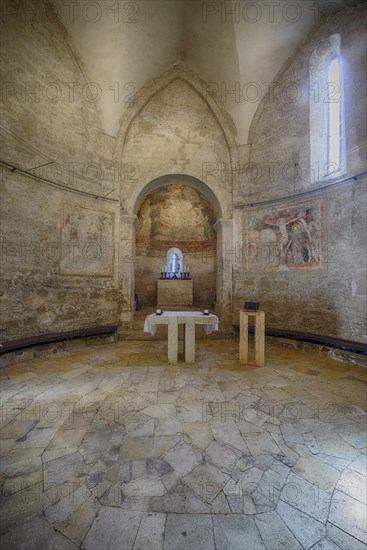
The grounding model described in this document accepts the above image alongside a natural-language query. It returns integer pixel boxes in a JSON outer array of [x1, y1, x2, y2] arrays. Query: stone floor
[[0, 339, 366, 549]]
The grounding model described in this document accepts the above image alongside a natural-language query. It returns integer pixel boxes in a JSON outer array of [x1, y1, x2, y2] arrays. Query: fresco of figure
[[264, 214, 305, 261], [245, 199, 323, 272], [307, 218, 321, 263], [291, 222, 306, 263]]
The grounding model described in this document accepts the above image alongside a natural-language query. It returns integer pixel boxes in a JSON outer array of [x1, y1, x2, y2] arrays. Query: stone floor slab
[[328, 490, 367, 544], [310, 538, 343, 550], [43, 451, 85, 489], [163, 514, 215, 550], [280, 472, 330, 523], [0, 515, 78, 550], [213, 515, 265, 549], [82, 507, 142, 549], [348, 453, 367, 476], [255, 510, 303, 549], [0, 420, 38, 440], [336, 468, 367, 503], [133, 512, 166, 549], [176, 401, 204, 422], [292, 455, 339, 493], [276, 500, 325, 549], [326, 522, 367, 550], [119, 436, 154, 460], [163, 442, 202, 476], [183, 462, 230, 503], [155, 417, 182, 436], [57, 499, 101, 546], [205, 440, 241, 472], [245, 432, 281, 455], [182, 421, 214, 449]]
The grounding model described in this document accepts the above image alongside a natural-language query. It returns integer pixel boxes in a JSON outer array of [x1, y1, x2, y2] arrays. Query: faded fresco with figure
[[136, 184, 216, 249], [60, 203, 115, 276], [245, 199, 323, 272]]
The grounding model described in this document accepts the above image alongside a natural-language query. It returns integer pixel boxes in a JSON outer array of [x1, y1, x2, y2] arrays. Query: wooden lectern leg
[[255, 311, 265, 367], [239, 311, 249, 365]]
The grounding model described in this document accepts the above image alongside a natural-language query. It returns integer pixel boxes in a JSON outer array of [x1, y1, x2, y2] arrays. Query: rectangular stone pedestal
[[157, 280, 193, 307]]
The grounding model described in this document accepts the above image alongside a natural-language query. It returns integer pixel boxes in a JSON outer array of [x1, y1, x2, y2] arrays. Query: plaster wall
[[0, 0, 120, 341], [119, 76, 233, 217], [234, 3, 367, 342], [51, 0, 184, 137]]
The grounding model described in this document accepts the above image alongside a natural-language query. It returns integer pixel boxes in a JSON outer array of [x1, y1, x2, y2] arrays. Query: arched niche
[[135, 182, 218, 308], [119, 176, 233, 333], [165, 247, 184, 274]]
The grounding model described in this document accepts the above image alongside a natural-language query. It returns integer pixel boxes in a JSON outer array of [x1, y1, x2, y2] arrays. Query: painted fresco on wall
[[136, 184, 216, 251], [60, 203, 114, 276], [245, 198, 323, 272]]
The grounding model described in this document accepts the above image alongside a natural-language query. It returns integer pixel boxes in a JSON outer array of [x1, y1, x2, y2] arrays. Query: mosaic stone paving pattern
[[0, 340, 366, 549]]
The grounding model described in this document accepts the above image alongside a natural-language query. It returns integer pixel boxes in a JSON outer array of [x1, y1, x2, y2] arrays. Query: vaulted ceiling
[[52, 0, 348, 144]]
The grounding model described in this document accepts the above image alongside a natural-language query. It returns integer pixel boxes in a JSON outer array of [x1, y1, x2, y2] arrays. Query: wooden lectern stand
[[239, 310, 265, 367]]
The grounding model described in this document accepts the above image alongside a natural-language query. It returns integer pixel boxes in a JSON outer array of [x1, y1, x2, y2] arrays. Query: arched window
[[327, 57, 342, 171], [310, 34, 345, 182]]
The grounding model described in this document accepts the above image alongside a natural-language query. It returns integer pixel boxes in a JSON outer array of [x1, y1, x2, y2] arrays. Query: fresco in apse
[[136, 184, 216, 252], [245, 198, 324, 272]]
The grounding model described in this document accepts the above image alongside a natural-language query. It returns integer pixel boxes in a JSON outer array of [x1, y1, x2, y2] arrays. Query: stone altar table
[[144, 311, 219, 363]]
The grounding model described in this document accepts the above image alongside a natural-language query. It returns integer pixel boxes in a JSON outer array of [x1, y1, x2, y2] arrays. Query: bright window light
[[327, 58, 342, 172]]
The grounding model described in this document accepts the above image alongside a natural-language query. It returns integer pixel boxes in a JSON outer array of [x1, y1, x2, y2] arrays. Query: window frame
[[326, 56, 343, 175], [309, 34, 346, 183]]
